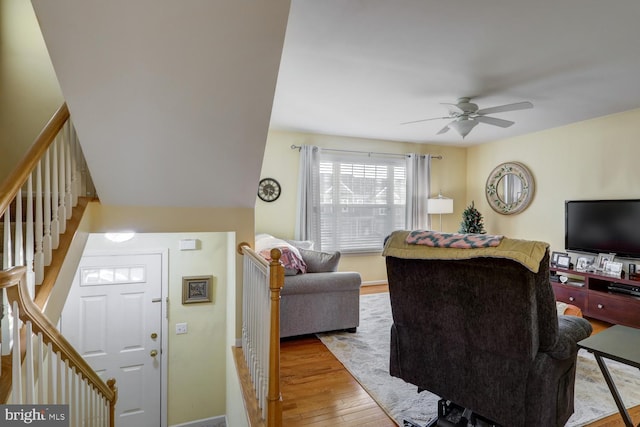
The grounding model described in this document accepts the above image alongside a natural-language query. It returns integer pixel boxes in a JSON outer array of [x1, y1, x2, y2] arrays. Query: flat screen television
[[565, 199, 640, 259]]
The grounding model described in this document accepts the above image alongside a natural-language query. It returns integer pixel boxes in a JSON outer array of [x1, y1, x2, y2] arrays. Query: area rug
[[318, 293, 640, 426]]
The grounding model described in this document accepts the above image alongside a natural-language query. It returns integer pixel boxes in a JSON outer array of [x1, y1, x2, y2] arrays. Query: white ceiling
[[30, 1, 640, 209], [32, 0, 290, 208], [271, 1, 640, 145]]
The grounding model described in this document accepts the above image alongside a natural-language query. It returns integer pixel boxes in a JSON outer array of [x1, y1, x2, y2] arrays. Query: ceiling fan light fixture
[[449, 118, 478, 138]]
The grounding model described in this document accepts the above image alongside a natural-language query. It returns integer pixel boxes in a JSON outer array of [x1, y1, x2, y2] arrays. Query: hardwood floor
[[281, 337, 396, 426], [280, 284, 639, 426]]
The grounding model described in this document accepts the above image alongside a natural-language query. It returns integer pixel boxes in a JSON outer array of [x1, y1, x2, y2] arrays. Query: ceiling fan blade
[[475, 116, 515, 128], [400, 117, 450, 125], [436, 124, 450, 135], [476, 101, 533, 115]]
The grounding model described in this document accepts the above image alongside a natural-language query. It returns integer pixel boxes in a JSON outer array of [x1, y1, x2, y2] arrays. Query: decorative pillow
[[255, 234, 307, 275], [299, 248, 341, 273], [286, 239, 315, 251]]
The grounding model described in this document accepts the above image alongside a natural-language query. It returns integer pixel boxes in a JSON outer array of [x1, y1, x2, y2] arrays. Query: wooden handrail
[[1, 266, 117, 404], [0, 103, 69, 217]]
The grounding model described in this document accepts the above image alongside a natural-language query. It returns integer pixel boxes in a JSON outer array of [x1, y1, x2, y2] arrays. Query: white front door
[[61, 253, 163, 427]]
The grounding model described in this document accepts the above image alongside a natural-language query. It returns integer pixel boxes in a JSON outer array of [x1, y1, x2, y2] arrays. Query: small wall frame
[[182, 275, 213, 304]]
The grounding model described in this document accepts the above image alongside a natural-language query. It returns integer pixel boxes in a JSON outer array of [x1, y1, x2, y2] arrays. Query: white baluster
[[99, 390, 103, 427], [25, 321, 35, 404], [43, 150, 52, 265], [90, 387, 95, 427], [1, 206, 13, 356], [35, 162, 45, 285], [58, 135, 67, 234], [3, 206, 12, 268], [1, 289, 11, 356], [56, 351, 63, 404], [37, 333, 44, 403], [82, 379, 89, 426], [14, 189, 24, 268], [12, 302, 22, 403], [26, 174, 35, 296], [64, 129, 73, 219], [100, 395, 106, 427], [71, 368, 78, 427], [68, 121, 79, 207], [65, 359, 71, 404], [47, 342, 54, 403], [51, 140, 60, 249]]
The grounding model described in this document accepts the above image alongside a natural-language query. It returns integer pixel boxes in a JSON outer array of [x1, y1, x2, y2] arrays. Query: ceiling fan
[[403, 97, 533, 138]]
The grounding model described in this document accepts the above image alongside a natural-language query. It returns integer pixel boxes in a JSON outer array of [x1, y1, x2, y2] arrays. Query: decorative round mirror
[[485, 161, 534, 215]]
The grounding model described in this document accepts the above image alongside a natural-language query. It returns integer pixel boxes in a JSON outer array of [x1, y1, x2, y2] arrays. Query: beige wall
[[466, 108, 640, 258], [0, 0, 63, 182], [258, 130, 467, 283], [83, 202, 253, 426]]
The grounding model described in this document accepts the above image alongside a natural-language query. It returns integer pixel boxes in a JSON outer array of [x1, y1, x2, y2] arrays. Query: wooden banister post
[[107, 378, 117, 427], [267, 249, 283, 427]]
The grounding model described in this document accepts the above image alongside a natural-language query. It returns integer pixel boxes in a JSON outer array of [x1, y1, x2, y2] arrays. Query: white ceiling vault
[[32, 0, 291, 208], [31, 1, 640, 208], [270, 1, 640, 145]]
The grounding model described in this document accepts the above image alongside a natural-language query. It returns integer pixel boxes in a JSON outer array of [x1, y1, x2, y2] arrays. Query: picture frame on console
[[556, 254, 572, 269], [576, 255, 595, 272], [595, 253, 616, 271], [551, 251, 569, 267], [603, 261, 624, 277]]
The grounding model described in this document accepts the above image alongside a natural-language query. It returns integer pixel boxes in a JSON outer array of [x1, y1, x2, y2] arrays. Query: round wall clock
[[257, 178, 281, 202]]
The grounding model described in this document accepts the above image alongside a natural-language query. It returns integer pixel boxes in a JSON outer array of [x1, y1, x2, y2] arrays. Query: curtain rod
[[289, 144, 443, 160]]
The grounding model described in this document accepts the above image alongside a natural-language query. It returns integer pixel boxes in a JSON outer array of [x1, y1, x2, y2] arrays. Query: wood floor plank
[[280, 286, 638, 427]]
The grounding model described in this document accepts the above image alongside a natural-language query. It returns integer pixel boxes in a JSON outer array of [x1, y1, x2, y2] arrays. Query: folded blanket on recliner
[[406, 230, 503, 248], [383, 230, 548, 273]]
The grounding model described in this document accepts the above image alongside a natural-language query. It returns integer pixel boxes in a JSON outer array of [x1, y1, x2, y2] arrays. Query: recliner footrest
[[416, 399, 503, 427]]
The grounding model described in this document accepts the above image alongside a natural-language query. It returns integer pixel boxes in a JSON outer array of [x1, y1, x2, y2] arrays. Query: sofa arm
[[545, 315, 593, 360]]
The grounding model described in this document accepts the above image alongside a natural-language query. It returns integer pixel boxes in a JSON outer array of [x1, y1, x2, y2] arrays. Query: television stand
[[551, 266, 640, 328]]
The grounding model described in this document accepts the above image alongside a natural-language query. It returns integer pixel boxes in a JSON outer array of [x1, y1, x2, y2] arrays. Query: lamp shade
[[427, 198, 454, 214]]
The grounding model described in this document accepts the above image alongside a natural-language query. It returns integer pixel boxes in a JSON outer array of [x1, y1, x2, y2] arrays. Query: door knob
[[597, 304, 604, 309], [569, 297, 574, 302], [150, 349, 158, 357], [151, 333, 158, 339]]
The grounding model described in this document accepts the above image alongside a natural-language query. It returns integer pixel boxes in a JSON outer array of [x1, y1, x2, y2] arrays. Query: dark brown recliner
[[383, 231, 592, 427]]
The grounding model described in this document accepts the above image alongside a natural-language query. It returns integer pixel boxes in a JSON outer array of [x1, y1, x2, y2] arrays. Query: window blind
[[318, 151, 407, 253]]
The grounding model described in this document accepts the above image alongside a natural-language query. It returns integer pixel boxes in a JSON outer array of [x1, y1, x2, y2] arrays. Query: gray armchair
[[383, 231, 592, 427]]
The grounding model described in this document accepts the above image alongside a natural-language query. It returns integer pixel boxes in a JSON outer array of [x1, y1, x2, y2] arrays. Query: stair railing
[[1, 103, 93, 355], [236, 243, 283, 427], [0, 103, 116, 425], [1, 267, 117, 425]]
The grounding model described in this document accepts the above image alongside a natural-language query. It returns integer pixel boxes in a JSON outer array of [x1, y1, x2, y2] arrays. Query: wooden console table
[[551, 267, 640, 328]]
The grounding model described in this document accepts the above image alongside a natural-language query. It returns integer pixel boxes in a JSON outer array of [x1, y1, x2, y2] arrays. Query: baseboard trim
[[170, 415, 226, 427], [362, 280, 387, 286]]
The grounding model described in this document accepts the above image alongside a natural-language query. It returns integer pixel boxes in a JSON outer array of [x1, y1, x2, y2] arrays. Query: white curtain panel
[[294, 145, 321, 245], [405, 154, 431, 230]]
